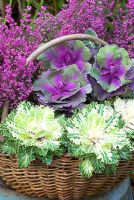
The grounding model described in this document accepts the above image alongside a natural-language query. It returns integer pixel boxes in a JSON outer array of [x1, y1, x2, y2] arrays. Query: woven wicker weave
[[0, 34, 133, 200], [0, 153, 134, 200]]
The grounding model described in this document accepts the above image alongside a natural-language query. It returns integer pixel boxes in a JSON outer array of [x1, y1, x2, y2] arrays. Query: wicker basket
[[0, 153, 134, 200], [0, 34, 133, 200]]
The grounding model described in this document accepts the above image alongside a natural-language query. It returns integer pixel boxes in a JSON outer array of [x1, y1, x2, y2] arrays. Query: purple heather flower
[[100, 55, 125, 88], [0, 5, 53, 108], [54, 0, 133, 58], [126, 0, 134, 9], [38, 40, 91, 72]]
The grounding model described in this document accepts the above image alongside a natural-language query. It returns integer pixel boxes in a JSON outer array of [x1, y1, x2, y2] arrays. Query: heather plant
[[55, 0, 134, 58], [0, 0, 65, 19], [126, 0, 134, 9], [106, 4, 134, 58], [0, 5, 53, 108]]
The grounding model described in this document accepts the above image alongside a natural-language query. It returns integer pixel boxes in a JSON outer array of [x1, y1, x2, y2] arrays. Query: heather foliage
[[0, 5, 53, 108], [0, 1, 133, 109], [55, 0, 134, 58]]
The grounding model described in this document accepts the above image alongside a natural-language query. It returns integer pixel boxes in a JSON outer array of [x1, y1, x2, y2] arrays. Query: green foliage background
[[0, 0, 66, 20]]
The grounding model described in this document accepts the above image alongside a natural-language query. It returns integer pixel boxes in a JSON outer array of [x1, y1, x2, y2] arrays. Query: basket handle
[[27, 34, 108, 64]]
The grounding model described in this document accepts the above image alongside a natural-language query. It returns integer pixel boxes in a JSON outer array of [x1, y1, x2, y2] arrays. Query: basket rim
[[0, 152, 133, 166]]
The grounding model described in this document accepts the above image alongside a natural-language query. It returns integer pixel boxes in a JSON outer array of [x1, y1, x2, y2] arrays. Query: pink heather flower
[[126, 0, 134, 8], [0, 5, 53, 108], [54, 0, 134, 58]]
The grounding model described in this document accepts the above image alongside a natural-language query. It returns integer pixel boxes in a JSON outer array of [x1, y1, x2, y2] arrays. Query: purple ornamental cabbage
[[37, 40, 91, 73], [90, 59, 134, 101], [33, 65, 92, 110], [126, 60, 134, 90], [90, 77, 128, 101], [89, 45, 131, 92], [123, 60, 134, 97]]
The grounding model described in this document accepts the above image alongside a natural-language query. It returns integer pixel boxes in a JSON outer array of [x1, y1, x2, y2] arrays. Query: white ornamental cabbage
[[114, 98, 134, 130], [65, 102, 131, 177]]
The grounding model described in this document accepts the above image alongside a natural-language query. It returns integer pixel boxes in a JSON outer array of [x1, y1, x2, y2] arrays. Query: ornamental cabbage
[[0, 102, 63, 168], [37, 40, 91, 72], [90, 59, 134, 101], [125, 60, 134, 92], [89, 45, 131, 92], [114, 98, 134, 131], [64, 102, 131, 177], [33, 65, 92, 110]]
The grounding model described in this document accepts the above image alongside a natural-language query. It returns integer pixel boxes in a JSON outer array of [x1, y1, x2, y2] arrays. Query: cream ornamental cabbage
[[65, 102, 131, 177], [0, 102, 63, 168], [7, 103, 62, 146], [114, 98, 134, 130]]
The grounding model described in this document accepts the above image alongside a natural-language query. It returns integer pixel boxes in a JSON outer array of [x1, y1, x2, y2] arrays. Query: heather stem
[[27, 0, 31, 6], [1, 101, 9, 123], [53, 0, 57, 15], [10, 0, 12, 6], [0, 0, 5, 18], [32, 0, 44, 20], [17, 0, 23, 16]]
